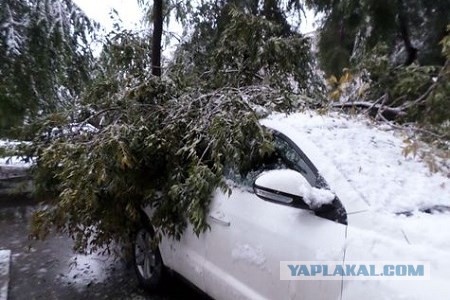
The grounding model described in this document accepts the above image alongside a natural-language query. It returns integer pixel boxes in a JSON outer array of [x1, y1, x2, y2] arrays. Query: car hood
[[342, 215, 450, 300]]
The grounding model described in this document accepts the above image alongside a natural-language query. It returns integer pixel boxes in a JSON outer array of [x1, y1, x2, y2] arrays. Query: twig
[[377, 114, 446, 139], [364, 94, 385, 115], [375, 93, 389, 121]]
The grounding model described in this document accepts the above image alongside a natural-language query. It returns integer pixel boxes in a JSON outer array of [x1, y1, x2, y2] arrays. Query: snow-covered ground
[[60, 252, 117, 291]]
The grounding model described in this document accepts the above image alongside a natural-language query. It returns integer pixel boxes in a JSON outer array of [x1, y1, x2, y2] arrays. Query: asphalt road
[[0, 203, 207, 300]]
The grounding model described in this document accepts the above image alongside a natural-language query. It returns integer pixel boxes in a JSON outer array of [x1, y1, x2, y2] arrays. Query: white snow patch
[[231, 244, 267, 269], [307, 187, 335, 209], [0, 140, 28, 148], [0, 140, 32, 168], [0, 156, 32, 168], [49, 122, 98, 138], [60, 252, 115, 290], [256, 169, 311, 198]]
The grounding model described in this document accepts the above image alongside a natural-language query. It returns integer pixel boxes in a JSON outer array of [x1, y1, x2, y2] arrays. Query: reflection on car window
[[225, 132, 327, 189], [272, 136, 316, 186]]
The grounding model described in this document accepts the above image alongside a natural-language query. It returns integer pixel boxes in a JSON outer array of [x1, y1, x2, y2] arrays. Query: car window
[[225, 132, 325, 188], [272, 135, 316, 186]]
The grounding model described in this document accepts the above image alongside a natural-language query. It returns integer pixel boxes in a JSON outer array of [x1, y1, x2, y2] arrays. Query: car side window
[[225, 132, 320, 188], [272, 135, 316, 186]]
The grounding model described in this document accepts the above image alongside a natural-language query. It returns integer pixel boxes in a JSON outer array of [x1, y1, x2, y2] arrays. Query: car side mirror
[[253, 169, 335, 210]]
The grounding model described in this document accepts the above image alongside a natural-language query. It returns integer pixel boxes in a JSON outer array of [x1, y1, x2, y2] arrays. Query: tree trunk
[[262, 0, 291, 36], [250, 0, 259, 15], [152, 0, 163, 76], [397, 0, 417, 65]]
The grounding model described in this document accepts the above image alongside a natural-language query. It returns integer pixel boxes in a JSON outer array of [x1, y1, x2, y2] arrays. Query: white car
[[132, 113, 450, 300]]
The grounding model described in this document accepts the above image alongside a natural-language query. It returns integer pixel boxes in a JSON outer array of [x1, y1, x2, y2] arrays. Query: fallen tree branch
[[377, 113, 447, 140], [331, 101, 407, 118]]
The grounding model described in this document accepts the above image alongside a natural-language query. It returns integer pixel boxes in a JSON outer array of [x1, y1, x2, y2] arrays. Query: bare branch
[[331, 101, 407, 118]]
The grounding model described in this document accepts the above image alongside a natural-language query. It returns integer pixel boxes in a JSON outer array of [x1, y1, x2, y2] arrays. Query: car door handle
[[209, 211, 230, 227]]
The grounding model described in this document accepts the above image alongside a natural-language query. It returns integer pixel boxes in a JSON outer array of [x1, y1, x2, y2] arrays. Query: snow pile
[[255, 169, 311, 200], [263, 111, 450, 250], [307, 187, 335, 209], [59, 253, 115, 291]]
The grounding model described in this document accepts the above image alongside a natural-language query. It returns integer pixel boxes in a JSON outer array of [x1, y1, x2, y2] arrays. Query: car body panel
[[143, 209, 207, 292], [202, 187, 346, 300], [342, 219, 450, 300]]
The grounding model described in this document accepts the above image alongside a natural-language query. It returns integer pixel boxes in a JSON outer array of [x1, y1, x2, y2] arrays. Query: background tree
[[0, 0, 97, 135], [307, 0, 450, 76], [171, 0, 324, 99], [137, 0, 193, 76], [307, 0, 449, 140], [151, 0, 163, 76]]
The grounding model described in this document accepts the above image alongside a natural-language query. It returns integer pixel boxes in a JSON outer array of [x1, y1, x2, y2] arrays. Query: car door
[[202, 133, 347, 300], [157, 225, 207, 292]]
